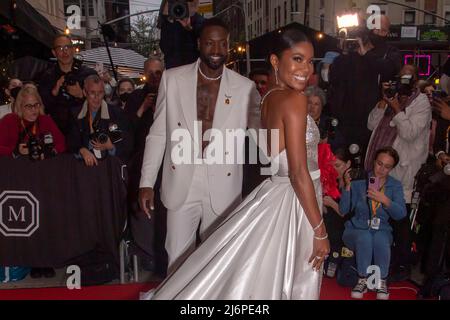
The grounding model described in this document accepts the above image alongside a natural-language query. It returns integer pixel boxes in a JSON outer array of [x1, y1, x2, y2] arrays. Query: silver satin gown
[[143, 115, 323, 300]]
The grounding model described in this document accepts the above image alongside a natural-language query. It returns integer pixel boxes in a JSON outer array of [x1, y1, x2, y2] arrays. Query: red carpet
[[0, 278, 418, 300], [320, 277, 419, 300]]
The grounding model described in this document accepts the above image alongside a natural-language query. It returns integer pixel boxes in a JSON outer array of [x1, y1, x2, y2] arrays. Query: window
[[278, 6, 281, 27], [404, 11, 416, 25], [446, 12, 450, 25], [284, 1, 287, 24], [81, 0, 94, 17], [320, 14, 325, 32], [274, 8, 277, 27], [424, 13, 436, 25]]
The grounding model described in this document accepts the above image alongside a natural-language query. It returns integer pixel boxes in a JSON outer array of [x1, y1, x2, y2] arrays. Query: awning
[[78, 47, 147, 79], [0, 0, 57, 49]]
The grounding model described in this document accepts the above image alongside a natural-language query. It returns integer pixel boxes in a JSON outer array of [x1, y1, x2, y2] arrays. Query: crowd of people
[[1, 11, 449, 300]]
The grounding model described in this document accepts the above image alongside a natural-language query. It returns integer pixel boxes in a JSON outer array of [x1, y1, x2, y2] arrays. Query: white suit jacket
[[140, 60, 261, 213], [367, 93, 431, 203]]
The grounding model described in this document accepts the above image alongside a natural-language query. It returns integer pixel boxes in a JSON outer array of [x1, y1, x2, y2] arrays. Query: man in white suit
[[139, 18, 260, 271]]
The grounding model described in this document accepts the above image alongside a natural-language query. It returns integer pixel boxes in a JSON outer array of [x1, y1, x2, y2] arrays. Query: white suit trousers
[[165, 164, 225, 272]]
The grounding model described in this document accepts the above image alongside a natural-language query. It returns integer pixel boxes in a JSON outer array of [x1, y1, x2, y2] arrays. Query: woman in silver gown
[[143, 28, 330, 300]]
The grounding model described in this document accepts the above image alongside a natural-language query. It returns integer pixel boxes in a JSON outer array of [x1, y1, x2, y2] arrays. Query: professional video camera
[[336, 13, 371, 53], [168, 0, 194, 20], [347, 144, 365, 180], [384, 75, 415, 99], [319, 117, 339, 140], [61, 58, 83, 100]]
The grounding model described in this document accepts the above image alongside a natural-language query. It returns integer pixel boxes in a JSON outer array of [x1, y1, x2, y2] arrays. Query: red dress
[[0, 113, 66, 157]]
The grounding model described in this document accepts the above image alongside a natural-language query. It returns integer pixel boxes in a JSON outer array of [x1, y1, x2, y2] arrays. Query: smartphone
[[368, 176, 380, 191]]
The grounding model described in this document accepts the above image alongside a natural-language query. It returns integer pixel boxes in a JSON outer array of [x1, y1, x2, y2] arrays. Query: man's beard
[[200, 53, 227, 70]]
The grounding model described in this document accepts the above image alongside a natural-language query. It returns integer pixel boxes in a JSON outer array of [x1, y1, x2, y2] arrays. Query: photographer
[[305, 85, 345, 152], [329, 15, 401, 153], [38, 34, 97, 136], [67, 75, 131, 166], [365, 64, 431, 280], [0, 86, 66, 158], [340, 147, 407, 300], [158, 0, 204, 69]]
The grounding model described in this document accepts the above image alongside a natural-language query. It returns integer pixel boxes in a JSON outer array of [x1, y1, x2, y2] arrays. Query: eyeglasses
[[53, 45, 73, 52], [23, 102, 41, 110], [255, 80, 268, 86]]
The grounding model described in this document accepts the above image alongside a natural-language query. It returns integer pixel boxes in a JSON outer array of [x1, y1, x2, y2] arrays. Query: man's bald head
[[374, 15, 391, 37]]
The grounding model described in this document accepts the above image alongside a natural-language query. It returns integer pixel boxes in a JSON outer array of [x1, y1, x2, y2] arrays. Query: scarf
[[364, 89, 421, 171]]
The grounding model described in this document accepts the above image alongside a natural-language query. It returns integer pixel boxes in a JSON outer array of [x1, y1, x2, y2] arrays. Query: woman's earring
[[275, 68, 279, 85]]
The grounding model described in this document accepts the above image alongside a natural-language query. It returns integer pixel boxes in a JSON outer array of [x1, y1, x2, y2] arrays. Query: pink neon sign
[[404, 54, 432, 76]]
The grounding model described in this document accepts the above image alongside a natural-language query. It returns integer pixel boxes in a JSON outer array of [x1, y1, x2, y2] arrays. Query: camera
[[432, 90, 448, 100], [348, 144, 365, 180], [338, 26, 371, 53], [320, 117, 339, 140], [42, 133, 57, 159], [384, 75, 415, 99], [90, 123, 123, 145], [27, 135, 43, 161], [61, 58, 83, 99], [168, 0, 193, 20]]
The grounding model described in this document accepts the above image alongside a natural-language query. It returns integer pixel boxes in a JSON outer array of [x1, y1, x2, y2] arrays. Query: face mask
[[119, 92, 130, 103], [321, 69, 329, 83], [10, 86, 21, 100], [104, 84, 113, 97]]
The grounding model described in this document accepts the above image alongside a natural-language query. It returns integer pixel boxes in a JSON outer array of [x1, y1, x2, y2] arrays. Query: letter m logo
[[0, 191, 40, 237]]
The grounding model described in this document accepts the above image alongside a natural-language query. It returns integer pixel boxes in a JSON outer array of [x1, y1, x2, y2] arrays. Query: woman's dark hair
[[271, 27, 312, 58], [334, 147, 352, 164], [374, 146, 400, 168], [117, 78, 135, 90]]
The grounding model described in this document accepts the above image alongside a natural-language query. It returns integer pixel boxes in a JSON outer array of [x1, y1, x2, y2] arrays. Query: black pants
[[391, 205, 413, 271], [423, 198, 450, 277]]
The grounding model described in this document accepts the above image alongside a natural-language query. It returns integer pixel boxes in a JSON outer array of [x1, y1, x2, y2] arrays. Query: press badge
[[370, 217, 381, 230]]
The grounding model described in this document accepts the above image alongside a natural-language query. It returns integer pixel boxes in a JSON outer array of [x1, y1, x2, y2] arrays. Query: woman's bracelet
[[313, 219, 324, 232], [314, 233, 328, 241]]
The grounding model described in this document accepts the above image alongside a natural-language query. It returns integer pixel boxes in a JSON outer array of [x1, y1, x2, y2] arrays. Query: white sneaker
[[351, 278, 368, 299], [376, 279, 390, 300]]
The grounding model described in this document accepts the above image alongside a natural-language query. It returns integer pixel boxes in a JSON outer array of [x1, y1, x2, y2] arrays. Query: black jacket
[[159, 13, 204, 69], [67, 101, 133, 163], [434, 116, 450, 156], [38, 62, 97, 136], [328, 44, 401, 147]]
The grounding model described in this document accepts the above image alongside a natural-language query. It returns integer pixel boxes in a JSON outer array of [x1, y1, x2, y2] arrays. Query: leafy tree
[[130, 13, 160, 57]]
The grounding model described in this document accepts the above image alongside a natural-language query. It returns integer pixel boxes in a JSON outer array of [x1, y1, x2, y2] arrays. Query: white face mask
[[440, 74, 449, 94], [104, 84, 113, 97], [321, 69, 329, 82]]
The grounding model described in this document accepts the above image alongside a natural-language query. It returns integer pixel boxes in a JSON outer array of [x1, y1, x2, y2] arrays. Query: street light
[[214, 1, 251, 76]]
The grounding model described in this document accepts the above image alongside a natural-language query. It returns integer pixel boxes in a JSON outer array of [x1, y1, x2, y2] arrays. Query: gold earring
[[275, 68, 279, 85]]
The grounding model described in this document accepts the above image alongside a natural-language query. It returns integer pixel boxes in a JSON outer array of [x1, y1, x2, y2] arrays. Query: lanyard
[[370, 185, 385, 218], [21, 119, 38, 137]]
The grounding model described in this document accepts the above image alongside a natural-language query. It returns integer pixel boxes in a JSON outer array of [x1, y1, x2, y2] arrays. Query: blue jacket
[[339, 175, 407, 232]]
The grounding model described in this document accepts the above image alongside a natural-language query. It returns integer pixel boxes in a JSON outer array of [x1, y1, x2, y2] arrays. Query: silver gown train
[[143, 115, 323, 300]]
